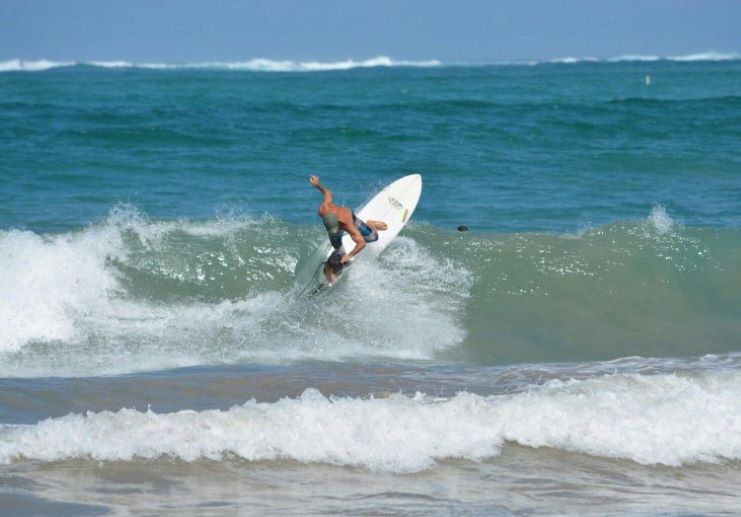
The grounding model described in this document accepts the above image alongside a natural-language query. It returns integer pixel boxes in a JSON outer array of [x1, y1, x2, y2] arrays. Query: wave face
[[0, 206, 738, 377], [453, 206, 740, 364], [2, 370, 739, 471]]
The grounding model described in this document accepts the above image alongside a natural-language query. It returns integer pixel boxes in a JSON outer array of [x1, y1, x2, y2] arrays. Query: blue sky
[[1, 0, 739, 62]]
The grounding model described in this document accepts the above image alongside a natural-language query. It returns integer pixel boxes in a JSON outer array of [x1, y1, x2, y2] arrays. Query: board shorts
[[352, 213, 379, 243], [327, 213, 378, 251]]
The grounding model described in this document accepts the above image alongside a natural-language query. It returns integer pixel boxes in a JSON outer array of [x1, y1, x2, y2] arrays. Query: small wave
[[1, 372, 739, 471], [541, 51, 739, 65], [608, 54, 662, 62], [669, 52, 740, 62], [138, 56, 442, 71], [2, 52, 738, 72], [547, 56, 599, 64], [0, 59, 75, 72], [0, 56, 441, 73], [86, 60, 134, 68]]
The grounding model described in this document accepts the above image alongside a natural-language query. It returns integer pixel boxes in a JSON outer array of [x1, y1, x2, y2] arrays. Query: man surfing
[[309, 175, 388, 285]]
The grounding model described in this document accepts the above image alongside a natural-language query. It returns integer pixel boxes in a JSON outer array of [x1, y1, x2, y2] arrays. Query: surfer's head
[[325, 251, 344, 278], [326, 250, 343, 269]]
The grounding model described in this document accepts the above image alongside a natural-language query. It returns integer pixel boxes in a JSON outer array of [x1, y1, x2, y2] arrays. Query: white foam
[[139, 56, 441, 72], [541, 52, 739, 65], [86, 60, 134, 68], [547, 56, 598, 64], [668, 52, 740, 62], [0, 226, 124, 353], [1, 372, 739, 470], [608, 54, 661, 62], [647, 205, 674, 234], [3, 53, 738, 73], [0, 56, 440, 73], [0, 59, 74, 72]]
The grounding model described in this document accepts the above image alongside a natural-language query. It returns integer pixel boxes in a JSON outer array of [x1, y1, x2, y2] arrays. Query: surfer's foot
[[367, 220, 388, 231]]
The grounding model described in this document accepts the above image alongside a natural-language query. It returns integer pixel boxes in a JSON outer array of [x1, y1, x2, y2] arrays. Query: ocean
[[1, 55, 740, 515]]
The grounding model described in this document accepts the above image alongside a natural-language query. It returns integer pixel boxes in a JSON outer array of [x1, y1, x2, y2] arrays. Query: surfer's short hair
[[327, 251, 343, 268]]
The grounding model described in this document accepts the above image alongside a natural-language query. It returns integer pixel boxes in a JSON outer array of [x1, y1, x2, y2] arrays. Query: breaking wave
[[0, 207, 471, 377], [1, 204, 738, 377], [0, 56, 441, 73], [1, 371, 739, 471], [1, 52, 738, 73]]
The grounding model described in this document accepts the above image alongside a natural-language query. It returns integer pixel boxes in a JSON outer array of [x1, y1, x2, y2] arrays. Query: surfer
[[309, 175, 387, 284]]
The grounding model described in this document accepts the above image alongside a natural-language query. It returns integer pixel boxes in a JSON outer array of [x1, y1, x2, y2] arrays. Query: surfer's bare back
[[309, 175, 387, 283]]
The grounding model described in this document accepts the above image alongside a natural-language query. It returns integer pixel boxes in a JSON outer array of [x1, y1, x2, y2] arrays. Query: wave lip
[[1, 372, 739, 471]]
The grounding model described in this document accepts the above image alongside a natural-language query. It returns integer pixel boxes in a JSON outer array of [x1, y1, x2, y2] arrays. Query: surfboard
[[296, 174, 422, 296]]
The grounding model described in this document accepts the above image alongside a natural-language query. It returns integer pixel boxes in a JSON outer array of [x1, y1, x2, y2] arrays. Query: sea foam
[[0, 56, 440, 73], [647, 205, 674, 234], [542, 52, 740, 65], [0, 59, 75, 72], [1, 371, 739, 471]]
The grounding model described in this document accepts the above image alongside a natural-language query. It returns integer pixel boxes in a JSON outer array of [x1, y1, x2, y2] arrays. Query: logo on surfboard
[[387, 196, 403, 210]]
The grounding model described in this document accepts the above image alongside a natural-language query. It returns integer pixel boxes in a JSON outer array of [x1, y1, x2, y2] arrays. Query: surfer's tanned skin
[[309, 175, 387, 282]]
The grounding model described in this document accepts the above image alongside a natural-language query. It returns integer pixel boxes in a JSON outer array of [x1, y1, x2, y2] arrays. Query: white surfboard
[[297, 174, 422, 295], [339, 173, 422, 257]]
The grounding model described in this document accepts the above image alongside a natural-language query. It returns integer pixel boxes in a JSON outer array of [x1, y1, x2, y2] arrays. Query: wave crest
[[0, 207, 471, 376], [0, 56, 441, 73], [3, 52, 738, 73], [2, 372, 739, 470]]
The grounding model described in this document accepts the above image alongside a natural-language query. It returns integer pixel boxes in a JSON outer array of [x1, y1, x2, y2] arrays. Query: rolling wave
[[546, 51, 740, 64], [0, 56, 441, 73], [0, 207, 471, 376], [0, 205, 738, 376], [1, 371, 739, 471]]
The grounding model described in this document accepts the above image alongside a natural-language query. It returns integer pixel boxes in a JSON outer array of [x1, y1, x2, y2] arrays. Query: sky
[[1, 0, 740, 63]]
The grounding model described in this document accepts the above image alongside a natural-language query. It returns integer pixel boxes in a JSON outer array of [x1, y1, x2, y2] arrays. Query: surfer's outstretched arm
[[309, 175, 332, 205]]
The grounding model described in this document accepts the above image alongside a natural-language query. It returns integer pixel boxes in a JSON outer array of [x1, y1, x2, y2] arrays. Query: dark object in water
[[457, 225, 469, 232]]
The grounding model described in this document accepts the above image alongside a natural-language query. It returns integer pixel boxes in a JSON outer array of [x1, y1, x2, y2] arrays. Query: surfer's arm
[[342, 228, 366, 263], [309, 175, 332, 204]]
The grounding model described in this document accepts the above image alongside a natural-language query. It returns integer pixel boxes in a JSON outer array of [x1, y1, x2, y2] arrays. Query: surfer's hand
[[340, 254, 353, 264], [309, 175, 320, 186]]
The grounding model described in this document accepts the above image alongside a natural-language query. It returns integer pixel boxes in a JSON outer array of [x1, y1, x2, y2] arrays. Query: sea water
[[1, 56, 740, 515]]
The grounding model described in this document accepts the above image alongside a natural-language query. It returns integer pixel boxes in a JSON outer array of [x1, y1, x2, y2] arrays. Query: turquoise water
[[1, 60, 740, 514]]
